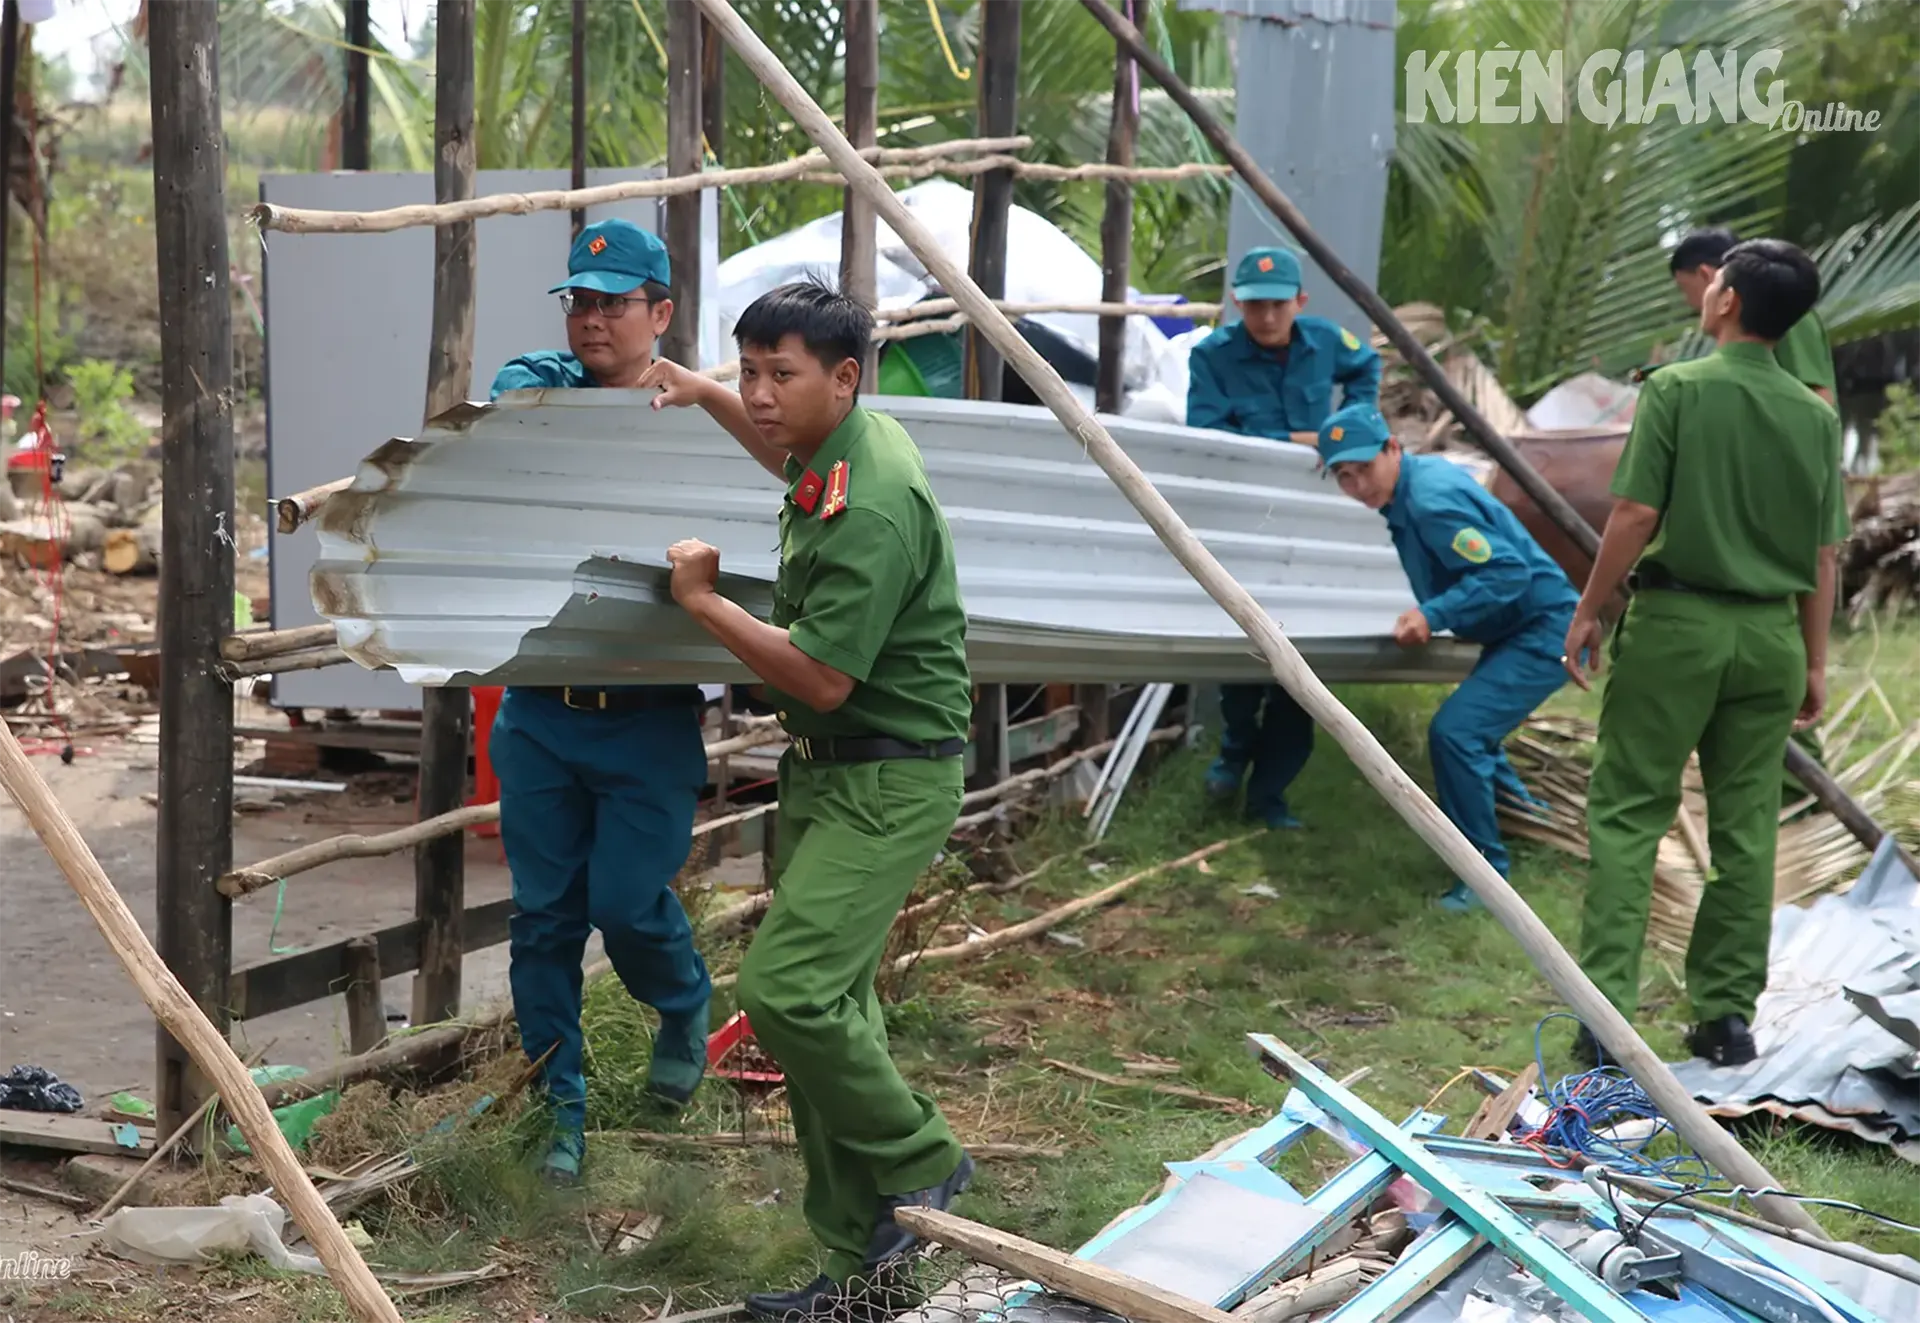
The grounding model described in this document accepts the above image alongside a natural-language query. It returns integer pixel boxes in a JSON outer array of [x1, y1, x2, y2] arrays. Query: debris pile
[[1844, 470, 1920, 619]]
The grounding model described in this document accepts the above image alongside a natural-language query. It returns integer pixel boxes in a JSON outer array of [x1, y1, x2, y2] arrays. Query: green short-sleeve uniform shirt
[[769, 406, 972, 744], [1770, 309, 1837, 400], [1611, 340, 1848, 600]]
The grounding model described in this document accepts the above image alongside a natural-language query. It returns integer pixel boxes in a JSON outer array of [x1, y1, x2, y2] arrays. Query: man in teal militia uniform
[[645, 282, 974, 1318], [1565, 239, 1846, 1068], [488, 219, 713, 1184], [1316, 405, 1575, 911], [1186, 246, 1381, 828]]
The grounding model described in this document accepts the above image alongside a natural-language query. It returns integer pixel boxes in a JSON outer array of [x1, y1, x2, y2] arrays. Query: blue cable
[[1526, 1013, 1713, 1182]]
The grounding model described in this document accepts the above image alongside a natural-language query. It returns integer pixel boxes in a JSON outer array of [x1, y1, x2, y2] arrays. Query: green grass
[[119, 622, 1915, 1320]]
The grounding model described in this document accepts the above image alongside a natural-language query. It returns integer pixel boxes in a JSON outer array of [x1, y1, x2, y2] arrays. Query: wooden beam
[[964, 0, 1022, 403], [0, 0, 19, 393], [694, 0, 1825, 1242], [1462, 1061, 1538, 1142], [893, 1208, 1237, 1323], [1095, 0, 1138, 415], [701, 14, 726, 163], [413, 0, 478, 1030], [569, 0, 586, 237], [149, 0, 235, 1142], [342, 0, 371, 170], [664, 0, 703, 369], [840, 0, 878, 387], [231, 898, 513, 1022], [0, 1110, 154, 1159]]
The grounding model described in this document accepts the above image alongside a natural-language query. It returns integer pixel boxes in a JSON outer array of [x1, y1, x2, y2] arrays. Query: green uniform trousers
[[737, 755, 967, 1285], [1582, 590, 1804, 1024]]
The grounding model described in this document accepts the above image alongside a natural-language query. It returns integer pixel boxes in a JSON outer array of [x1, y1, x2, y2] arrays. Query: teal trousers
[[737, 755, 967, 1284], [1582, 590, 1803, 1024]]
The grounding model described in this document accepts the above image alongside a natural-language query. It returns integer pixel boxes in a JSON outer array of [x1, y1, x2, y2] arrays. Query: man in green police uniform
[[643, 281, 974, 1319], [1564, 239, 1846, 1069], [1670, 227, 1836, 405]]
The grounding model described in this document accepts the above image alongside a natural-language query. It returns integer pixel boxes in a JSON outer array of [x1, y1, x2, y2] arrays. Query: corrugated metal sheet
[[1670, 838, 1920, 1148], [309, 392, 1479, 688], [1216, 0, 1396, 336]]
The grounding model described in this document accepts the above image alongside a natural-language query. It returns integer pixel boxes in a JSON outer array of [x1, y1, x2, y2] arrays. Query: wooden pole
[[964, 0, 1021, 404], [342, 0, 371, 171], [344, 936, 387, 1055], [701, 15, 726, 163], [1095, 0, 1137, 415], [839, 0, 879, 388], [149, 0, 235, 1142], [691, 0, 1824, 1237], [664, 0, 703, 369], [0, 721, 403, 1323], [1076, 0, 1903, 870], [0, 0, 18, 391], [569, 0, 586, 238], [412, 0, 478, 1029]]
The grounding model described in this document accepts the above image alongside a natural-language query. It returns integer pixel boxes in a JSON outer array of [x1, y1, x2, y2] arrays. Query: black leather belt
[[1630, 564, 1788, 607], [789, 735, 965, 763], [527, 685, 704, 712]]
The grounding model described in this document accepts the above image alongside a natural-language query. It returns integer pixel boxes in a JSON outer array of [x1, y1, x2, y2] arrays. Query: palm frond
[[1813, 202, 1920, 344]]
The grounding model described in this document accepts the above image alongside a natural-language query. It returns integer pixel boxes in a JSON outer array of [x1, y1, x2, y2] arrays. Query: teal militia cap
[[1231, 246, 1302, 302], [1317, 404, 1392, 467], [548, 219, 671, 295]]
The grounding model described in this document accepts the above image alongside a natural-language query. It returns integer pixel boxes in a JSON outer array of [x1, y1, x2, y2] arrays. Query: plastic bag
[[225, 1089, 338, 1156], [99, 1194, 325, 1274], [0, 1064, 83, 1113]]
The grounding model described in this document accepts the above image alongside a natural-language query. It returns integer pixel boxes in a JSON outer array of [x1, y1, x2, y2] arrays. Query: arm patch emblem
[[1451, 527, 1493, 564], [1340, 328, 1361, 351]]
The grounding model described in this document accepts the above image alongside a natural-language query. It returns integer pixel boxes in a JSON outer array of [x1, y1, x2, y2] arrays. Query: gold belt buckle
[[562, 686, 606, 711], [795, 736, 812, 760]]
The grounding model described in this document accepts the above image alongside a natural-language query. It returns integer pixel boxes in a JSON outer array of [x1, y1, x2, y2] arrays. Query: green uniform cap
[[548, 218, 671, 295], [1232, 246, 1302, 302]]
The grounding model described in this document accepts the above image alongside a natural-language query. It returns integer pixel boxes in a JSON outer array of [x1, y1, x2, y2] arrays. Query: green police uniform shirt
[[1611, 340, 1848, 600], [769, 406, 972, 744], [1770, 309, 1837, 400]]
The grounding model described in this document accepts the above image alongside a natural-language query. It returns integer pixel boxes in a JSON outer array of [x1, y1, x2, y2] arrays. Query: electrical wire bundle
[[1519, 1013, 1712, 1181]]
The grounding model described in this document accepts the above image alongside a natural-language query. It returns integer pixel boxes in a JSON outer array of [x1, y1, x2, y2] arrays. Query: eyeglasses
[[559, 292, 652, 318]]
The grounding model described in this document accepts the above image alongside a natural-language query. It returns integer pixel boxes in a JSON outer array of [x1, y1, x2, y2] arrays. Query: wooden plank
[[1095, 15, 1138, 414], [1246, 1035, 1643, 1323], [1321, 1220, 1483, 1323], [963, 0, 1021, 402], [0, 1112, 155, 1159], [233, 898, 513, 1022], [1006, 704, 1081, 766], [150, 0, 236, 1138], [412, 0, 478, 1031], [1462, 1061, 1538, 1141], [663, 0, 703, 368], [839, 0, 878, 386]]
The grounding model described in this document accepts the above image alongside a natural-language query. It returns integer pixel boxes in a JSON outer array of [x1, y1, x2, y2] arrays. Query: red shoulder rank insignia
[[793, 468, 824, 514], [819, 460, 849, 521]]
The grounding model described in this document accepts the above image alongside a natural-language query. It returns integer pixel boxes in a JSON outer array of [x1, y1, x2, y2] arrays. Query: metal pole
[[1095, 0, 1137, 415], [1075, 0, 1909, 870], [663, 0, 703, 368], [149, 0, 236, 1143], [412, 0, 478, 1028]]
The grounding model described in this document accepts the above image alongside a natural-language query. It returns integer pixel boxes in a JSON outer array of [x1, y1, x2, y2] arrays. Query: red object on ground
[[707, 1010, 785, 1084], [468, 686, 505, 838]]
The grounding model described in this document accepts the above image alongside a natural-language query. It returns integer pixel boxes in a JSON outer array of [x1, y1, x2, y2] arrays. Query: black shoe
[[863, 1152, 976, 1269], [1687, 1015, 1757, 1067], [1570, 1025, 1603, 1069], [744, 1274, 888, 1323]]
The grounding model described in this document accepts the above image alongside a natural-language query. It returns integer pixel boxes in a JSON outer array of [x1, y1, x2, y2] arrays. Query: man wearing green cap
[[1317, 404, 1577, 911], [1188, 246, 1382, 830], [487, 218, 714, 1185]]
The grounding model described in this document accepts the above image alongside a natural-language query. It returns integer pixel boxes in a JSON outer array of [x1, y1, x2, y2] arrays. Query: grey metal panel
[[261, 168, 719, 711], [306, 392, 1481, 687], [1216, 0, 1396, 336]]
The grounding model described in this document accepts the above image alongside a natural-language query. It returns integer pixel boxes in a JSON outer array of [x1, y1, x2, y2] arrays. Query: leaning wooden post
[[1077, 0, 1908, 874], [1094, 0, 1138, 415], [149, 0, 236, 1141], [964, 0, 1021, 404], [701, 13, 726, 162], [692, 0, 1824, 1238], [412, 0, 478, 1028], [342, 0, 371, 170], [839, 0, 879, 387], [569, 0, 587, 237], [663, 0, 704, 369]]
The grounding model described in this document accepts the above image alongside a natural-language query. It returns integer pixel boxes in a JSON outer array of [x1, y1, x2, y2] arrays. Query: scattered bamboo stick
[[0, 717, 402, 1323], [276, 476, 353, 533], [250, 136, 1032, 234], [1042, 1058, 1256, 1115], [619, 1130, 1062, 1161], [221, 623, 339, 663], [0, 1175, 90, 1209], [220, 645, 349, 679]]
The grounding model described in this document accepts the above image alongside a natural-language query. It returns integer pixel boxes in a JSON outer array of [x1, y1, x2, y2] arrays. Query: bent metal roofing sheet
[[310, 391, 1480, 688]]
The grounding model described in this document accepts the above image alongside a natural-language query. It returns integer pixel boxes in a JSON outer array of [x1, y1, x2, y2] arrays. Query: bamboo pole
[[221, 623, 338, 663], [875, 298, 1222, 323], [276, 476, 353, 533], [220, 646, 349, 679], [695, 0, 1821, 1238], [0, 719, 402, 1323], [1075, 0, 1909, 886], [249, 137, 1033, 234]]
